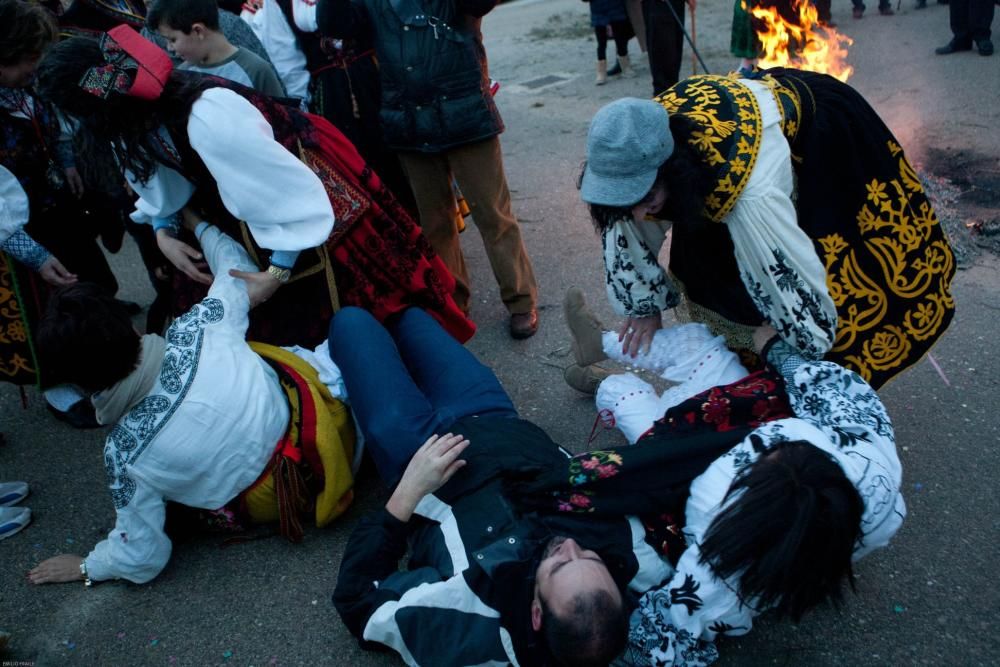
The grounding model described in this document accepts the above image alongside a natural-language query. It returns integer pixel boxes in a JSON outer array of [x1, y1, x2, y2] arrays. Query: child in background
[[147, 0, 284, 97], [586, 0, 636, 85]]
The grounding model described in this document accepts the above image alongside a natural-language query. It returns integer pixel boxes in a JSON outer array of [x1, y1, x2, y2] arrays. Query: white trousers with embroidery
[[595, 323, 749, 444]]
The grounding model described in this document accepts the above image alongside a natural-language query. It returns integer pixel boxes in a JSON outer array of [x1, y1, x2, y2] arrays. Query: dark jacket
[[333, 416, 672, 666], [317, 0, 504, 152]]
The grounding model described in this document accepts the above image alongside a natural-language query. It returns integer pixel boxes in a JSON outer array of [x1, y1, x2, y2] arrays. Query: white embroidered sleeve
[[602, 218, 679, 318], [0, 164, 30, 244], [725, 121, 837, 360], [187, 88, 334, 252], [126, 161, 196, 224], [196, 222, 257, 338], [84, 481, 172, 584]]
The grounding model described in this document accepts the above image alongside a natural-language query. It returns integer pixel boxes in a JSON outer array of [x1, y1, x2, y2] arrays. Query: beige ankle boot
[[619, 55, 637, 78], [564, 364, 612, 395], [595, 60, 608, 85], [564, 288, 607, 366]]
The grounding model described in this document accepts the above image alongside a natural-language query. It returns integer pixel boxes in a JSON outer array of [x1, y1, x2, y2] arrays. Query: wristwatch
[[80, 559, 93, 587], [266, 264, 292, 284]]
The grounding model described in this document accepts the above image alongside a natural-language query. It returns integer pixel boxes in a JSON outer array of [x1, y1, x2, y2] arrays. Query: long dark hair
[[579, 113, 716, 233], [698, 440, 864, 622], [34, 36, 204, 183]]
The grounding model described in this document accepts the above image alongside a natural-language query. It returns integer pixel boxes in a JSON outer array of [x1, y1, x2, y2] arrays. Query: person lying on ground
[[548, 289, 905, 665], [27, 216, 354, 586]]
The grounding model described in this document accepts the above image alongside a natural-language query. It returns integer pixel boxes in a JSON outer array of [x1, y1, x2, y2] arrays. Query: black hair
[[540, 588, 629, 667], [146, 0, 220, 33], [699, 440, 864, 622], [36, 282, 141, 392], [0, 0, 57, 66], [580, 113, 717, 234], [35, 36, 205, 183]]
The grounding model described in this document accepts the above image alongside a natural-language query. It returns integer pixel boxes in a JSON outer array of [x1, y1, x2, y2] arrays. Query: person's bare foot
[[564, 288, 607, 366]]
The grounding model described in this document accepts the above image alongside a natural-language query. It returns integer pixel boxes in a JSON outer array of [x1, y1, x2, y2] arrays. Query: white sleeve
[[127, 163, 196, 224], [187, 88, 334, 252], [0, 165, 29, 245], [84, 481, 172, 584], [258, 0, 311, 103], [603, 218, 679, 318], [290, 0, 318, 31], [195, 222, 256, 338], [725, 123, 837, 360]]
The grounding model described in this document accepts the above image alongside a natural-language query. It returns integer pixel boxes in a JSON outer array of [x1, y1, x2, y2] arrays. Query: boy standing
[[147, 0, 284, 96]]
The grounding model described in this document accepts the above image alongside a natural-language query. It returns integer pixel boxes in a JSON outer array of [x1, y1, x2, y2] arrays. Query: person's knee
[[329, 307, 376, 349]]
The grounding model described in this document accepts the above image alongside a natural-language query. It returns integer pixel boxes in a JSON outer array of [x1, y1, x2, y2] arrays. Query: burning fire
[[750, 0, 854, 82]]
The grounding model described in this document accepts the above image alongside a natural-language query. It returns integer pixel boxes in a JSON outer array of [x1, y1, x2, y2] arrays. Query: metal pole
[[664, 0, 711, 75]]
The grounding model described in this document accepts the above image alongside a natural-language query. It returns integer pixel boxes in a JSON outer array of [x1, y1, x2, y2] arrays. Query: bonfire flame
[[750, 0, 854, 82]]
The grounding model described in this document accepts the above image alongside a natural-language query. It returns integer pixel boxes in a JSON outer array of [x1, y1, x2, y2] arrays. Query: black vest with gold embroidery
[[654, 73, 808, 223]]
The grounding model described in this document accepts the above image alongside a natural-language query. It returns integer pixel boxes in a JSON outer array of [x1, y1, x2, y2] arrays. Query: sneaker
[[976, 38, 994, 56], [879, 6, 895, 14], [0, 481, 28, 507], [564, 364, 612, 395], [935, 39, 973, 54], [0, 506, 31, 540], [564, 288, 608, 366]]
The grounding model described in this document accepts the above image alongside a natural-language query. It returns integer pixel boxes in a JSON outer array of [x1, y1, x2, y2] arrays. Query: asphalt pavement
[[2, 0, 998, 664]]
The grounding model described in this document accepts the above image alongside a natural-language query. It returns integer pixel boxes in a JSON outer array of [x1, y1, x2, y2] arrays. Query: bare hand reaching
[[38, 255, 77, 286], [618, 314, 662, 358], [156, 230, 213, 285], [387, 433, 470, 522], [229, 269, 281, 308], [752, 323, 779, 356]]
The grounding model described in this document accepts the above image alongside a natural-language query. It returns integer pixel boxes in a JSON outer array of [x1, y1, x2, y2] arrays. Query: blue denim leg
[[328, 307, 446, 484], [387, 308, 517, 427]]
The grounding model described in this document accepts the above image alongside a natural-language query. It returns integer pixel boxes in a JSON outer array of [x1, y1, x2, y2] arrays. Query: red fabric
[[302, 112, 475, 343], [106, 25, 173, 100]]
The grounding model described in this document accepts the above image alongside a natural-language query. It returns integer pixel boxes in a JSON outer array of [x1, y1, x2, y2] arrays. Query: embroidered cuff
[[269, 250, 300, 270], [765, 337, 805, 382], [2, 230, 51, 270]]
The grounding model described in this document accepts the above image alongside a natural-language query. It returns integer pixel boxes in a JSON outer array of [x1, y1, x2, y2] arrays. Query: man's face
[[157, 24, 209, 64], [0, 53, 42, 88], [531, 536, 621, 630]]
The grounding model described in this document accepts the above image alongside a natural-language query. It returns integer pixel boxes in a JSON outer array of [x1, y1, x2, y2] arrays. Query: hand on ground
[[28, 555, 84, 585]]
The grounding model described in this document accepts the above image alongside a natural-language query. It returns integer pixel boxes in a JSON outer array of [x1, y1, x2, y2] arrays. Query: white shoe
[[0, 506, 31, 540], [0, 481, 28, 507]]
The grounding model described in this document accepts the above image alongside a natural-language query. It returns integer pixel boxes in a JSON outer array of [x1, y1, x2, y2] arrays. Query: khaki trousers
[[399, 137, 538, 315]]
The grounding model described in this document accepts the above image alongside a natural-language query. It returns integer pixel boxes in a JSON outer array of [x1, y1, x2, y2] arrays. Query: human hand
[[618, 314, 662, 358], [228, 269, 281, 308], [156, 230, 213, 285], [752, 323, 779, 356], [28, 554, 85, 585], [64, 167, 85, 198], [38, 255, 78, 286], [387, 433, 470, 522]]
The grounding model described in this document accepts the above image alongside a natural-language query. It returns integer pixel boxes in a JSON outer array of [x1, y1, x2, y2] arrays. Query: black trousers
[[950, 0, 995, 42], [643, 0, 686, 96]]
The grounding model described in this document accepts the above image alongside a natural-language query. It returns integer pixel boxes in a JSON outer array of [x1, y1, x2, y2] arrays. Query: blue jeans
[[328, 307, 517, 485]]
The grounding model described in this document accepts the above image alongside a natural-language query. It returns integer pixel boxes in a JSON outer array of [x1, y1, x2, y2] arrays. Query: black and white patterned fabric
[[1, 229, 50, 270], [619, 340, 904, 666], [602, 217, 679, 318]]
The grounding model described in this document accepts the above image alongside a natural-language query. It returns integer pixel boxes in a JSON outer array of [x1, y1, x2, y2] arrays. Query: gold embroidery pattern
[[654, 75, 763, 223], [820, 141, 955, 385], [0, 253, 38, 385]]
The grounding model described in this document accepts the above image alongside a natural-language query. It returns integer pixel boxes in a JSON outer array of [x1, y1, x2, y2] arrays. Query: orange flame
[[750, 0, 854, 82]]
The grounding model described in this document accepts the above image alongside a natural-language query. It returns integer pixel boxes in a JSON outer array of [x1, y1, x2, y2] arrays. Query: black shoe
[[935, 40, 972, 54], [47, 400, 101, 429], [879, 6, 895, 14], [915, 0, 927, 8], [976, 39, 994, 55], [607, 60, 622, 76], [509, 309, 539, 339], [852, 7, 864, 18]]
